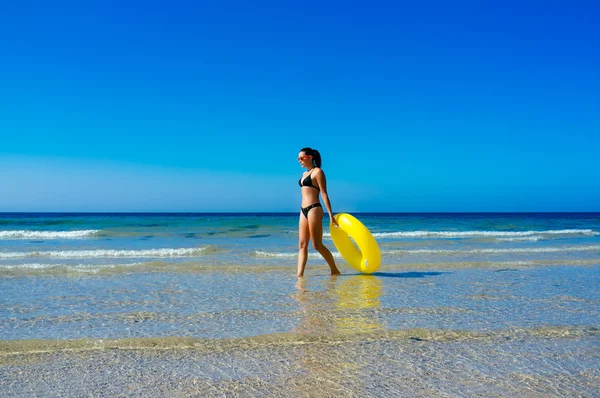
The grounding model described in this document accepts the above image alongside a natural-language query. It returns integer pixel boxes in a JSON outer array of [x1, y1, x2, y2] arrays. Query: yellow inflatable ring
[[330, 213, 381, 274]]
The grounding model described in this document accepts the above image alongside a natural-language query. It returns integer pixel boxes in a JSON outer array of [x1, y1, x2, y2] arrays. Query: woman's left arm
[[315, 170, 339, 227]]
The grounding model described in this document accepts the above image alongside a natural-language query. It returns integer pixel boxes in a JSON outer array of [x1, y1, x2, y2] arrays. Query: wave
[[0, 261, 284, 276], [1, 257, 598, 276], [389, 245, 600, 255], [496, 236, 542, 242], [0, 262, 147, 274], [0, 230, 101, 239], [252, 251, 343, 259], [0, 247, 212, 259], [323, 229, 599, 239], [253, 245, 600, 259]]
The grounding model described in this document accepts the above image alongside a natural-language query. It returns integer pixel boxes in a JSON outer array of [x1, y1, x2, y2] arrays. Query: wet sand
[[2, 329, 599, 397]]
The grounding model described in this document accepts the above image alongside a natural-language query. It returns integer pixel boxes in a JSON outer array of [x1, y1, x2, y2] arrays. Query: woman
[[297, 147, 341, 277]]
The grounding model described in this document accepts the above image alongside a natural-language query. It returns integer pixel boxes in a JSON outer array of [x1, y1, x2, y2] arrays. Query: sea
[[1, 212, 599, 397]]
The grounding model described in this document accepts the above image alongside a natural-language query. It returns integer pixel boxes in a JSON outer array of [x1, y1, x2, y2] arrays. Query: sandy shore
[[2, 330, 599, 397]]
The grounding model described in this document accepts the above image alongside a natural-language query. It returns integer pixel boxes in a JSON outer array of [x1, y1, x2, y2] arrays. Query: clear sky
[[1, 1, 598, 212]]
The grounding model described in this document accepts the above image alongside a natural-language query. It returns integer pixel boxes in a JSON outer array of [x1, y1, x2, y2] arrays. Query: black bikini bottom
[[301, 203, 322, 218]]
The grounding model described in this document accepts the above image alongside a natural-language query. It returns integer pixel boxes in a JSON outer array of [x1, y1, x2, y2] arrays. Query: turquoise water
[[1, 213, 599, 396], [1, 212, 599, 274], [1, 212, 599, 338]]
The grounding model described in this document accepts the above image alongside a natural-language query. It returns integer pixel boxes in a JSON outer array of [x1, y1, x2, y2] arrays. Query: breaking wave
[[0, 247, 212, 259], [0, 230, 101, 239], [369, 229, 598, 239]]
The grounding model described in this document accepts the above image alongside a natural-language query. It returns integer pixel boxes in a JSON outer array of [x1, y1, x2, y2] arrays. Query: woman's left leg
[[307, 206, 340, 275]]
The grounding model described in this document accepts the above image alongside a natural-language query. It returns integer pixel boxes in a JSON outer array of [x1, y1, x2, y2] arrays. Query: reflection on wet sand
[[292, 276, 339, 335], [293, 275, 383, 336], [289, 275, 385, 394], [335, 275, 384, 335]]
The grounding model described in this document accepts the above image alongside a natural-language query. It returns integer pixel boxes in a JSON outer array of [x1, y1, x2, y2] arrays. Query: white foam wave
[[253, 251, 342, 259], [369, 229, 598, 238], [0, 230, 101, 239], [252, 245, 600, 259], [0, 247, 208, 259], [496, 236, 543, 242], [388, 245, 600, 255], [0, 262, 144, 273]]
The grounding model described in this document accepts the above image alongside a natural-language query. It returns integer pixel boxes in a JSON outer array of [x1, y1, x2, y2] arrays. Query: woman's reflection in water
[[335, 275, 383, 334], [290, 275, 384, 392], [293, 275, 383, 335]]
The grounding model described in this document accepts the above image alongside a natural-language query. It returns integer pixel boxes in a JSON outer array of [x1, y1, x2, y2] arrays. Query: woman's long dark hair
[[300, 147, 322, 168]]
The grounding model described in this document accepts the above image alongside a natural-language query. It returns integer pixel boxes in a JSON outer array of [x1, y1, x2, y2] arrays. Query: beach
[[1, 213, 599, 396]]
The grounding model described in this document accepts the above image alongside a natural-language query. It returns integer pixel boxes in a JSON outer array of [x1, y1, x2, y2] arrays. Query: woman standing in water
[[297, 147, 341, 277]]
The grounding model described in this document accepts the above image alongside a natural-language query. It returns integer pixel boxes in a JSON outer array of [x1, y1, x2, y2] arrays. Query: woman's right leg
[[297, 213, 310, 277]]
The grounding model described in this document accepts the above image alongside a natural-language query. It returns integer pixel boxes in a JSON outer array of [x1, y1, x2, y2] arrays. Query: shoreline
[[2, 325, 599, 357]]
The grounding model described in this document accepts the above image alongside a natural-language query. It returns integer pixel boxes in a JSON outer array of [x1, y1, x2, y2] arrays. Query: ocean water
[[1, 212, 599, 396], [1, 212, 599, 275]]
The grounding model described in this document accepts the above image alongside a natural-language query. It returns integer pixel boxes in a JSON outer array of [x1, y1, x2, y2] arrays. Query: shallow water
[[1, 266, 599, 341], [1, 213, 599, 396]]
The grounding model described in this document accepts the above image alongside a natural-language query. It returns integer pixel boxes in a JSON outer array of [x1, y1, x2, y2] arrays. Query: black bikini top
[[298, 169, 320, 191]]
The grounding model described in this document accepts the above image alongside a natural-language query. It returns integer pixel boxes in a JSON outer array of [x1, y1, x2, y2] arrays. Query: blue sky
[[1, 1, 598, 212]]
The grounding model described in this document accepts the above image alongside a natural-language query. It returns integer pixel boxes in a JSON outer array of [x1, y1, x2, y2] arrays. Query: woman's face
[[298, 152, 312, 167]]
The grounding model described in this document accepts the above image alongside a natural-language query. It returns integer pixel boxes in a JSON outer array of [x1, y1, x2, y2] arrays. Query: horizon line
[[1, 211, 599, 215]]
